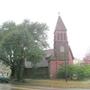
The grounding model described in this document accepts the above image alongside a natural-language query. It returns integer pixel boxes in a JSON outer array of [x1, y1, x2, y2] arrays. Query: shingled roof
[[25, 49, 54, 68]]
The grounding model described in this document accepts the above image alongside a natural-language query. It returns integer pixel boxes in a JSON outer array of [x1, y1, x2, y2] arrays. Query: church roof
[[69, 46, 74, 60], [25, 47, 74, 68], [55, 16, 66, 31], [25, 49, 54, 68], [45, 49, 54, 57]]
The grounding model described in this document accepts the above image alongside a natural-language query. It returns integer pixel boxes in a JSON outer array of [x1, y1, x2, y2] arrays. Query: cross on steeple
[[58, 12, 60, 16]]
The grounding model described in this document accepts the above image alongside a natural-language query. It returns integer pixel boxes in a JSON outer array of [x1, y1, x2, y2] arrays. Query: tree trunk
[[16, 59, 25, 82], [10, 66, 16, 79], [10, 58, 25, 82]]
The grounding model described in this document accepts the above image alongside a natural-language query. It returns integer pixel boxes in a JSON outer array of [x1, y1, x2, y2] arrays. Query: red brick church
[[25, 15, 74, 79]]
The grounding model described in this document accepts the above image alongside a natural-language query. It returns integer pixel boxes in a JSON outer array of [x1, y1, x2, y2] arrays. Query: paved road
[[0, 84, 90, 90], [27, 86, 90, 90], [0, 84, 12, 90], [28, 86, 90, 90]]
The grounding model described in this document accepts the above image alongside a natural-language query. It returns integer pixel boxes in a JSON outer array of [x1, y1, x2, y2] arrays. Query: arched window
[[61, 33, 63, 40], [57, 33, 60, 40], [57, 33, 59, 40], [64, 33, 66, 40]]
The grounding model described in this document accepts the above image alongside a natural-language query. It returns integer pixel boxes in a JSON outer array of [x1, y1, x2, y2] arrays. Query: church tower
[[54, 15, 68, 61], [49, 15, 74, 79]]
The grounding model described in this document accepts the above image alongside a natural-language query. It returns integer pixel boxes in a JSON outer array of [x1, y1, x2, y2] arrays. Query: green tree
[[0, 20, 48, 81], [57, 65, 85, 80], [82, 65, 90, 78]]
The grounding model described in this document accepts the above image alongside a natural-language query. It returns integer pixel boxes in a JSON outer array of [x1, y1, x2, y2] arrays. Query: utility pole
[[64, 46, 68, 82], [65, 57, 67, 82]]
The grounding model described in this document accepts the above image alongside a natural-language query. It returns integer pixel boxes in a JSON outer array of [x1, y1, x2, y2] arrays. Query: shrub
[[57, 64, 86, 80]]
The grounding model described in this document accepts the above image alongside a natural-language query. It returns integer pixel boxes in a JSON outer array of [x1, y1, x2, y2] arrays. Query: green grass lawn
[[21, 79, 90, 88]]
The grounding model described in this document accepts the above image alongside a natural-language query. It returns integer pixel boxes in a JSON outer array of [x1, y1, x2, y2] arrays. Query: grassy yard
[[20, 79, 90, 88]]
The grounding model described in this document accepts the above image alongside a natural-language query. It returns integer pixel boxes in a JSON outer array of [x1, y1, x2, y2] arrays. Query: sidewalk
[[12, 85, 90, 90]]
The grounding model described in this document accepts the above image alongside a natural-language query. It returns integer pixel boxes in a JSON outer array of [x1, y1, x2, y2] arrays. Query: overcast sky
[[0, 0, 90, 59]]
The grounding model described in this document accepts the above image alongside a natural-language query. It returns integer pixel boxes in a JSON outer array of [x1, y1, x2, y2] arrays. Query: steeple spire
[[55, 15, 66, 31]]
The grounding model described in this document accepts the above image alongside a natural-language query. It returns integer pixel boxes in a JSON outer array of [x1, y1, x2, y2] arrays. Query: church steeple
[[54, 15, 68, 60], [55, 15, 66, 31]]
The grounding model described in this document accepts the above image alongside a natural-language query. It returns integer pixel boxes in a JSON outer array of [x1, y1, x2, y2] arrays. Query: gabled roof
[[45, 49, 54, 57], [69, 46, 74, 60], [25, 49, 54, 68], [55, 16, 66, 31], [25, 47, 74, 68]]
